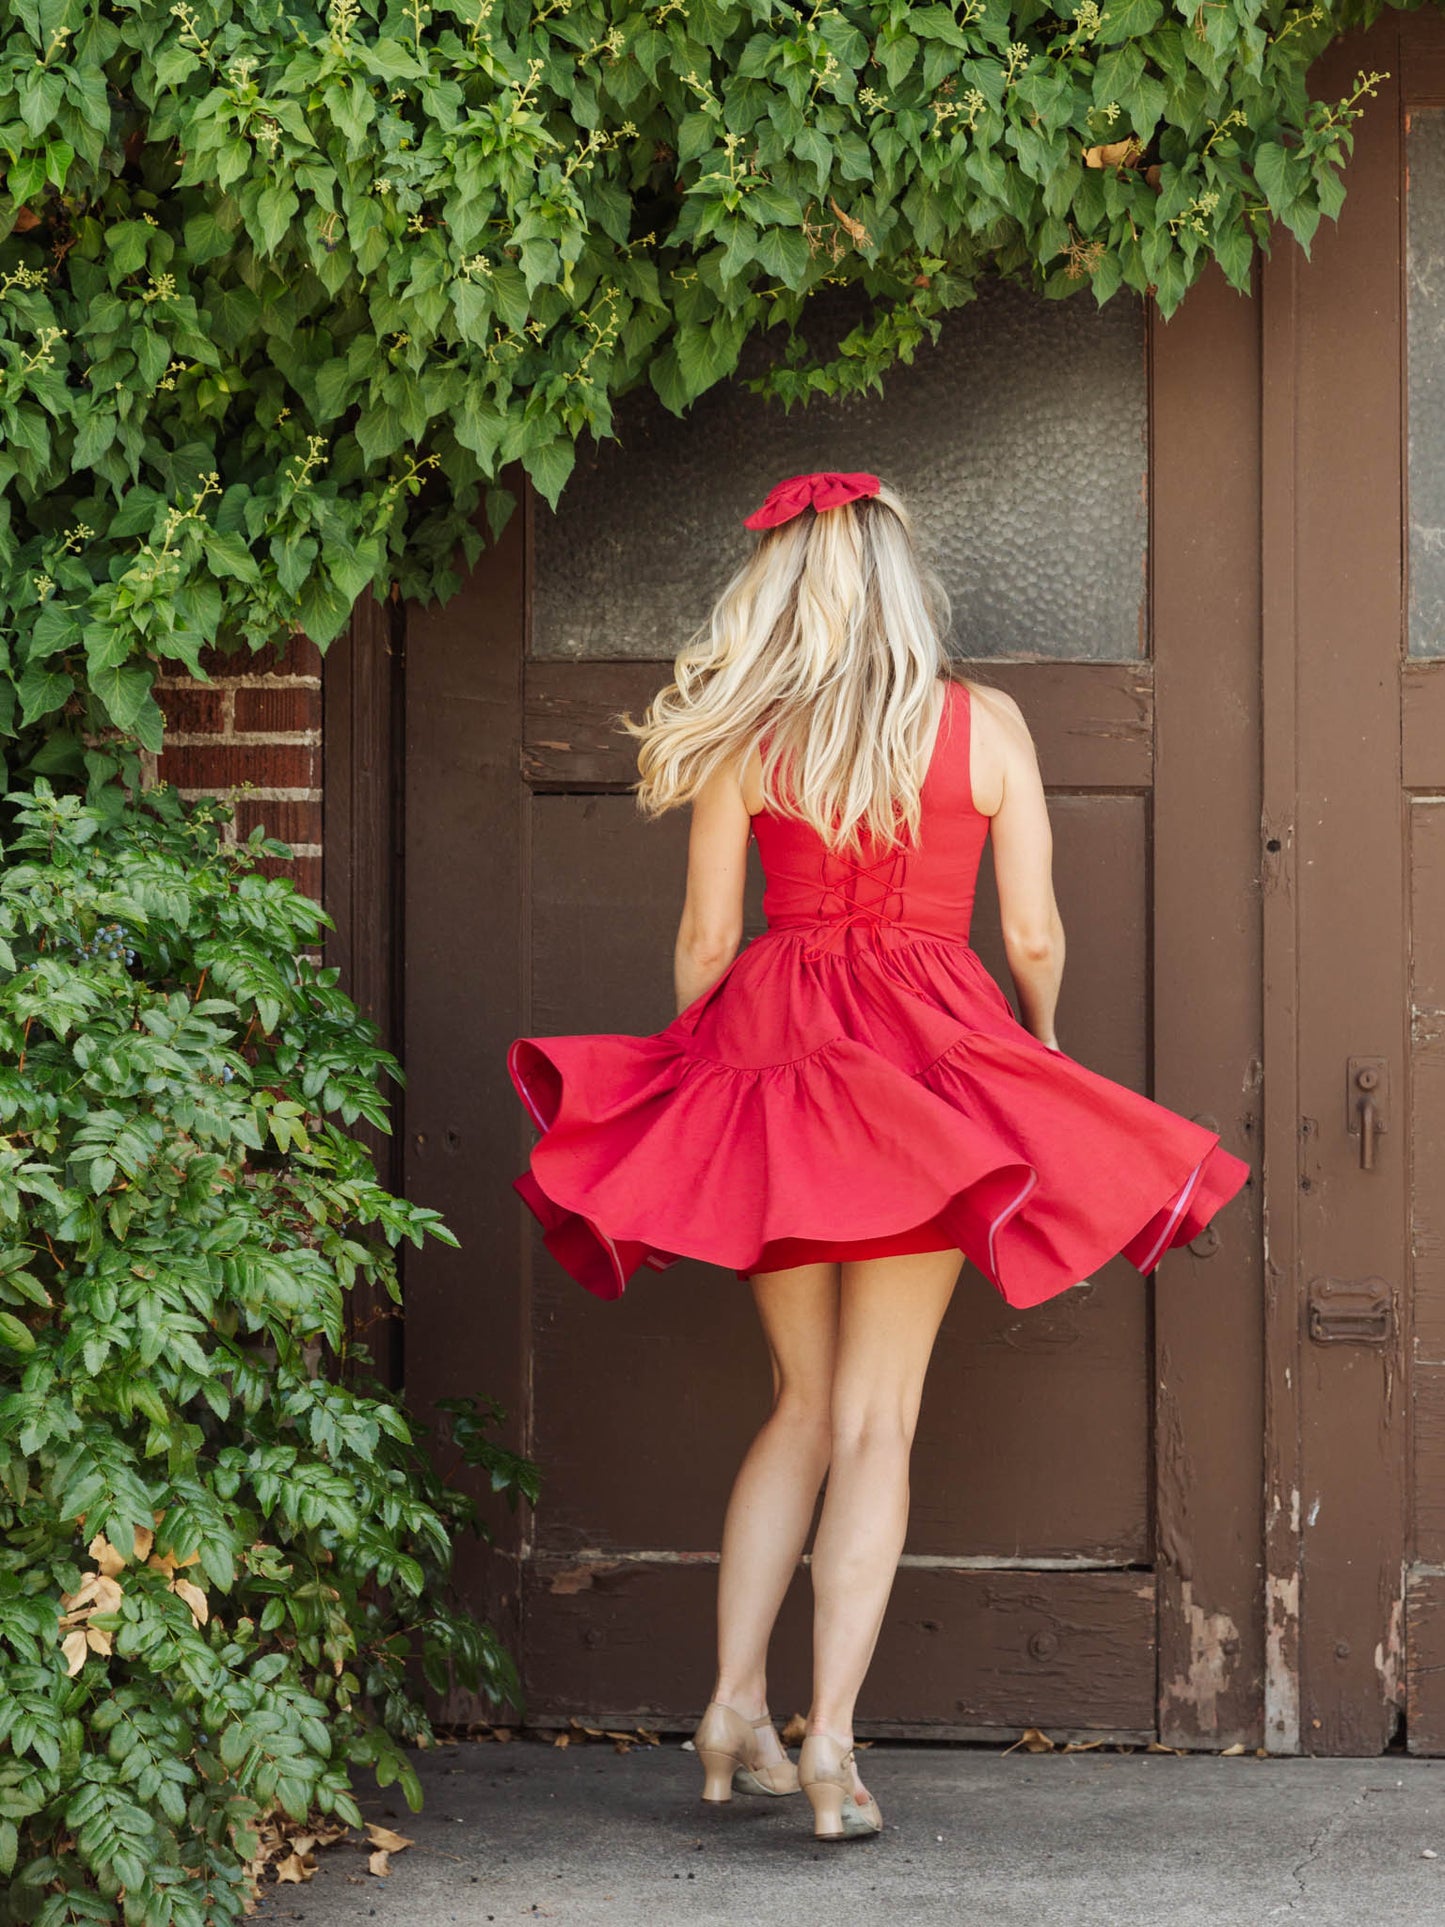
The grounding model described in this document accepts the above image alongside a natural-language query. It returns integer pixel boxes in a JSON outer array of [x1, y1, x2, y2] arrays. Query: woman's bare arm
[[674, 757, 752, 1013], [975, 688, 1066, 1049]]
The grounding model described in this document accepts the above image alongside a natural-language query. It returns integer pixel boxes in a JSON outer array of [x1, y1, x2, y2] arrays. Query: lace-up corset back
[[750, 679, 989, 952]]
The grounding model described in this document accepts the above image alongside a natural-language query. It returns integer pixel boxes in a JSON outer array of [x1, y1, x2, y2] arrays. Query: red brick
[[254, 633, 322, 679], [256, 853, 323, 900], [160, 743, 317, 791], [192, 633, 323, 682], [233, 798, 322, 845], [157, 685, 227, 734], [234, 684, 320, 735]]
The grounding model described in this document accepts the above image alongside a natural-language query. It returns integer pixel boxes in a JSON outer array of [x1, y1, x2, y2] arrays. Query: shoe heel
[[802, 1779, 847, 1840], [697, 1748, 739, 1803]]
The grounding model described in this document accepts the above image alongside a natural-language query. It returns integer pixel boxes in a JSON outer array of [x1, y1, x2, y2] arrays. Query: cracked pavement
[[256, 1740, 1445, 1927]]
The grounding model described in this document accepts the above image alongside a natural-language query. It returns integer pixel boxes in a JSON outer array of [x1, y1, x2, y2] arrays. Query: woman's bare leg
[[711, 1262, 838, 1761], [807, 1248, 963, 1796]]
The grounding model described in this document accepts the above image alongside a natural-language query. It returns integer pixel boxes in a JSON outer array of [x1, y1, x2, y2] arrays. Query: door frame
[[372, 258, 1272, 1739]]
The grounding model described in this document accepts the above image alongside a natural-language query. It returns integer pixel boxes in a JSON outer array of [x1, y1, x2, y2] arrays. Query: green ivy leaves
[[0, 783, 524, 1921], [0, 0, 1412, 778]]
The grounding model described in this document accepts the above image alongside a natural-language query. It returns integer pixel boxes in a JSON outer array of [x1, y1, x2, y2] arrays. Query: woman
[[508, 470, 1250, 1843]]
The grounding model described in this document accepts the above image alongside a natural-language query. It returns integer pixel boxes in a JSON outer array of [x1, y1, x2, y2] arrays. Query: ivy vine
[[0, 0, 1420, 771]]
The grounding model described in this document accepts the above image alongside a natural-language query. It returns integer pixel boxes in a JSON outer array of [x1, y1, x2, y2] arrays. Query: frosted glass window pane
[[1409, 107, 1445, 658], [532, 276, 1147, 661]]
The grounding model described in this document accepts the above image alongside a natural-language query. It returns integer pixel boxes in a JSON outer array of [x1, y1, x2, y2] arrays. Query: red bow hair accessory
[[743, 470, 881, 530]]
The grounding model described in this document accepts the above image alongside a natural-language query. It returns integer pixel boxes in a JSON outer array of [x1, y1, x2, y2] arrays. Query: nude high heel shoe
[[797, 1732, 884, 1841], [693, 1701, 800, 1802]]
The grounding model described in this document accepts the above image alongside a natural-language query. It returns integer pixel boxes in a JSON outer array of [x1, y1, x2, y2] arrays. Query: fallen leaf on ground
[[1003, 1727, 1055, 1754], [364, 1825, 414, 1854], [1220, 1741, 1246, 1756], [368, 1851, 391, 1878]]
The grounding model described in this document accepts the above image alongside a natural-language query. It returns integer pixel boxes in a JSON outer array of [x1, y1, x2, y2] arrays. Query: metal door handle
[[1358, 1094, 1377, 1171], [1346, 1058, 1387, 1172]]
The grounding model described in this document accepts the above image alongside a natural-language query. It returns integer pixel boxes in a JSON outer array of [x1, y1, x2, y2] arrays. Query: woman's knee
[[770, 1381, 833, 1455], [828, 1398, 917, 1461]]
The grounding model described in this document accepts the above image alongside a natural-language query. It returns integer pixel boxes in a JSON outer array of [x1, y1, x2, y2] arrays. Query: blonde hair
[[624, 482, 952, 855]]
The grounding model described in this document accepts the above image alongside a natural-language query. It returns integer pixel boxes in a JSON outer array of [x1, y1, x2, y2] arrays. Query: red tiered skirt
[[508, 924, 1250, 1308]]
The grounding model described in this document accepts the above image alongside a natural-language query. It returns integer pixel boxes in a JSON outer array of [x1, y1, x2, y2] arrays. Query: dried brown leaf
[[364, 1825, 414, 1854], [89, 1533, 127, 1577], [368, 1850, 391, 1878], [828, 195, 873, 250], [273, 1851, 315, 1885], [1002, 1727, 1056, 1754], [1082, 137, 1144, 170], [172, 1578, 208, 1627], [61, 1572, 108, 1614], [62, 1628, 88, 1676], [1220, 1741, 1246, 1756], [85, 1626, 113, 1657]]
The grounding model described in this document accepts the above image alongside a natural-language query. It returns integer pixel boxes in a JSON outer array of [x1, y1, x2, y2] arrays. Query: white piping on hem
[[988, 1169, 1038, 1282], [508, 1041, 548, 1131], [1135, 1157, 1205, 1275]]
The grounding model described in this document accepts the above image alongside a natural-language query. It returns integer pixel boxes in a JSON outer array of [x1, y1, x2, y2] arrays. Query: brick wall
[[154, 633, 323, 902]]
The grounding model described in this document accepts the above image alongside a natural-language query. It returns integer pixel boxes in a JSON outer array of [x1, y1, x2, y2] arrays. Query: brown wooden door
[[1258, 14, 1445, 1757], [399, 270, 1264, 1739]]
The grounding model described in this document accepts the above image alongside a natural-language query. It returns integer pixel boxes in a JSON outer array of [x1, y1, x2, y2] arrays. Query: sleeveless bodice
[[750, 680, 988, 955]]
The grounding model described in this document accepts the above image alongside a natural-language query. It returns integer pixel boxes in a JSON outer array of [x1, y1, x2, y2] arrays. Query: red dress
[[508, 679, 1249, 1307]]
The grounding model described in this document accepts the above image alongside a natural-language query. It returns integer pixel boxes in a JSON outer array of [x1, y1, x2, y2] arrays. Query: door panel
[[526, 793, 1152, 1569], [523, 1561, 1156, 1738]]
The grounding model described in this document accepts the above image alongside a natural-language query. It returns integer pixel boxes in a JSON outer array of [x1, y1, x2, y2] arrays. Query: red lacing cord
[[800, 844, 909, 961]]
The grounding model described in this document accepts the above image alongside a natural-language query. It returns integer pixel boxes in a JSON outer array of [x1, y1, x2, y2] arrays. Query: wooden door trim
[[323, 589, 406, 1383], [523, 659, 1154, 792], [1259, 217, 1305, 1758], [400, 500, 531, 1719], [1150, 265, 1267, 1749]]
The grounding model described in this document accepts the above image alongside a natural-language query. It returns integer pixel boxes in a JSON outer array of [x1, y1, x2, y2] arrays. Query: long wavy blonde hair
[[624, 482, 952, 855]]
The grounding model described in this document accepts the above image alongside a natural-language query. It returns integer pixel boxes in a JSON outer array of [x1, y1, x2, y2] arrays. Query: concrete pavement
[[256, 1737, 1445, 1926]]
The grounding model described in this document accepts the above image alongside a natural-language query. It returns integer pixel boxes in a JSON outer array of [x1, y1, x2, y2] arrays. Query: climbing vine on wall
[[0, 0, 1418, 769]]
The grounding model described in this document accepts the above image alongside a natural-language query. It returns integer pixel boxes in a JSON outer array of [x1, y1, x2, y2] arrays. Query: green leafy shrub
[[0, 0, 1424, 775], [0, 781, 534, 1926]]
